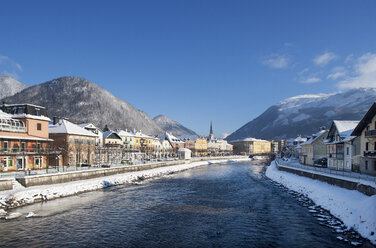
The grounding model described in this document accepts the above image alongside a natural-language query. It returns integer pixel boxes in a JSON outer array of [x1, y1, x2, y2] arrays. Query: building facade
[[351, 102, 376, 176], [300, 130, 328, 166], [325, 121, 359, 171], [49, 119, 97, 166], [0, 104, 52, 171], [230, 138, 271, 155]]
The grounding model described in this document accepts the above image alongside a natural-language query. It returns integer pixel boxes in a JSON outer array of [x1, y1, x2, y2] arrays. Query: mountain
[[153, 115, 198, 136], [2, 76, 164, 135], [226, 88, 376, 141], [0, 76, 28, 99]]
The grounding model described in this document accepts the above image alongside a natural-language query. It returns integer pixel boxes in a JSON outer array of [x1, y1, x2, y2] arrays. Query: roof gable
[[352, 102, 376, 136], [49, 119, 97, 137]]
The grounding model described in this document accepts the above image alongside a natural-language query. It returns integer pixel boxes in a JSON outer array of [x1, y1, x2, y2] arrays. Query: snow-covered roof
[[116, 130, 136, 137], [301, 130, 327, 145], [0, 110, 12, 119], [49, 119, 97, 137], [229, 137, 270, 143], [178, 148, 191, 152], [164, 132, 184, 144], [334, 120, 359, 141], [334, 120, 359, 135], [103, 131, 122, 139], [177, 135, 199, 141], [134, 131, 152, 139], [12, 113, 51, 122]]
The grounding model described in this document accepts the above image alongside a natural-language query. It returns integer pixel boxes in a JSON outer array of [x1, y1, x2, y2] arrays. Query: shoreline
[[0, 157, 251, 214], [266, 160, 376, 245]]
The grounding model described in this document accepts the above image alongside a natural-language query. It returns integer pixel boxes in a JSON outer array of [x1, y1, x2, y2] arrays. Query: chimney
[[53, 116, 58, 125]]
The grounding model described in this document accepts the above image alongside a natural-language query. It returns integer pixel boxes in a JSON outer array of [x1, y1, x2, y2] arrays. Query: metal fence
[[276, 158, 376, 184]]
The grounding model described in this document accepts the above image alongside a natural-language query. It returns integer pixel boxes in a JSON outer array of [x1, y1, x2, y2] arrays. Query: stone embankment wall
[[15, 156, 245, 188], [0, 179, 13, 191], [276, 163, 376, 196]]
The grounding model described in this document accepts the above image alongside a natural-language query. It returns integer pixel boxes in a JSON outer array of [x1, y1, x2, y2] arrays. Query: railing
[[0, 124, 26, 133], [276, 157, 376, 183], [0, 155, 242, 179], [365, 129, 376, 138], [364, 150, 376, 157]]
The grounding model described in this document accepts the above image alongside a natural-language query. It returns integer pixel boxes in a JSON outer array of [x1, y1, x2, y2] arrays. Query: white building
[[325, 120, 359, 171], [78, 123, 103, 147]]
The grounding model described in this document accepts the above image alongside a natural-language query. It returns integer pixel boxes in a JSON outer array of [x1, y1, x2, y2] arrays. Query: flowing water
[[0, 161, 362, 247]]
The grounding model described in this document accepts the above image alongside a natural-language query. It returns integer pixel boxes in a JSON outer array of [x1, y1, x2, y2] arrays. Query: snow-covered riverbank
[[0, 158, 250, 213], [266, 160, 376, 245]]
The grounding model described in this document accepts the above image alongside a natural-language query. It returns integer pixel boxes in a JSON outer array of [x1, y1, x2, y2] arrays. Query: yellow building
[[134, 131, 153, 153], [194, 137, 208, 157], [230, 138, 271, 155]]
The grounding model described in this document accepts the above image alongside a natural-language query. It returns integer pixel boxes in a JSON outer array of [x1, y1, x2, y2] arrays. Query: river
[[0, 161, 358, 247]]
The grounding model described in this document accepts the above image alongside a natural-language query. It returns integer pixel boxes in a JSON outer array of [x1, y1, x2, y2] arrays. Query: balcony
[[365, 129, 376, 138], [364, 150, 376, 157], [0, 118, 26, 133], [0, 148, 51, 155]]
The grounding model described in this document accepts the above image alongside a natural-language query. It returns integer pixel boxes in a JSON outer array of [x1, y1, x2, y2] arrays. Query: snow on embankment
[[0, 158, 250, 213], [266, 161, 376, 244]]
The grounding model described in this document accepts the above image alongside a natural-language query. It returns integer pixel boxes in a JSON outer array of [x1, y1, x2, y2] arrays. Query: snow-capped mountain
[[0, 76, 28, 99], [2, 76, 164, 135], [153, 115, 198, 136], [226, 88, 376, 140]]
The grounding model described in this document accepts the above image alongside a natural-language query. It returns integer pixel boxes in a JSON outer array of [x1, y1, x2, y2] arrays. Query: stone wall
[[0, 179, 13, 191], [276, 164, 376, 196], [16, 156, 245, 188]]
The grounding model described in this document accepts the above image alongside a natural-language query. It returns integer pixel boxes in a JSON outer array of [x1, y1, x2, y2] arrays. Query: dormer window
[[35, 108, 41, 116]]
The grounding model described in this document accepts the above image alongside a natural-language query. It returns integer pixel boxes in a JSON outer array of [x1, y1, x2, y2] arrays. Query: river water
[[0, 161, 358, 247]]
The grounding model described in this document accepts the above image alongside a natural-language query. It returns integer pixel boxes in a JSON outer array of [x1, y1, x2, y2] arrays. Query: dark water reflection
[[0, 161, 353, 247]]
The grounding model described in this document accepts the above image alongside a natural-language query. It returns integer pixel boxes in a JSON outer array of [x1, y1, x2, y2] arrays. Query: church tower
[[208, 121, 214, 141]]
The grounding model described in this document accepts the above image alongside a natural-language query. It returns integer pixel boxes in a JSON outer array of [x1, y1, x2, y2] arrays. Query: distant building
[[49, 119, 97, 166], [0, 103, 52, 171], [300, 129, 328, 166], [164, 132, 185, 155], [287, 135, 307, 147], [103, 131, 123, 148], [325, 120, 359, 171], [230, 138, 271, 155], [78, 123, 103, 147], [116, 129, 136, 152], [178, 148, 192, 160], [351, 102, 376, 176]]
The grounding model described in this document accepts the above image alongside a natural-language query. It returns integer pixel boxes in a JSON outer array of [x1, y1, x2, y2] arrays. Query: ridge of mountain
[[0, 75, 28, 99], [226, 88, 376, 140], [2, 76, 164, 135], [153, 114, 198, 136]]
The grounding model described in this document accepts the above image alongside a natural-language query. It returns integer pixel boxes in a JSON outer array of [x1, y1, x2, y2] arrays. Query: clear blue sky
[[1, 0, 375, 137]]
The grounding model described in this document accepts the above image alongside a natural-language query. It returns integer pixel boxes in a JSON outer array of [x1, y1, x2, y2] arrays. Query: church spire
[[208, 121, 214, 140]]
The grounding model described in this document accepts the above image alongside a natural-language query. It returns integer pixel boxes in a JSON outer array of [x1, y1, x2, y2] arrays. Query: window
[[69, 137, 73, 144], [16, 158, 24, 170], [366, 142, 369, 151], [37, 123, 42, 131], [365, 160, 368, 170], [374, 161, 376, 171], [3, 141, 8, 150], [35, 109, 41, 116], [2, 157, 12, 168], [346, 147, 349, 155], [34, 157, 42, 168], [37, 142, 41, 151], [21, 142, 26, 151]]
